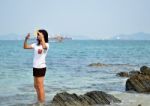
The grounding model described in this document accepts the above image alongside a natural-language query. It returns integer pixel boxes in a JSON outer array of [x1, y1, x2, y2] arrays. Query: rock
[[125, 66, 150, 92], [140, 66, 148, 72], [129, 70, 140, 77], [88, 63, 108, 67], [117, 71, 140, 78], [88, 63, 135, 68], [117, 72, 129, 77], [51, 91, 121, 106], [140, 66, 150, 75], [126, 74, 150, 92]]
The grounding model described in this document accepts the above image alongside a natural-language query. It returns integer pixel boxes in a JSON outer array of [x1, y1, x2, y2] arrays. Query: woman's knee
[[36, 82, 44, 90], [34, 77, 44, 90]]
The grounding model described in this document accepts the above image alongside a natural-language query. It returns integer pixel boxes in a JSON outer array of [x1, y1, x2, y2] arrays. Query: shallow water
[[0, 40, 150, 106]]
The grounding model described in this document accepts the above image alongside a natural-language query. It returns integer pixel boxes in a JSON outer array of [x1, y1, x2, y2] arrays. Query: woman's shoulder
[[45, 43, 49, 46]]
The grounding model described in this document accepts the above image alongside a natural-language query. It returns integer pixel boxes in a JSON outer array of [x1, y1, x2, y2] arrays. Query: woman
[[23, 29, 49, 105]]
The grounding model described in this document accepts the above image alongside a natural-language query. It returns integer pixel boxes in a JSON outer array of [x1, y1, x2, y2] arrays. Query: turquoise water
[[0, 40, 150, 106]]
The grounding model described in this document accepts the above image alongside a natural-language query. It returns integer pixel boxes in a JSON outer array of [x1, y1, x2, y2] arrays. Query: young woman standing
[[23, 29, 49, 105]]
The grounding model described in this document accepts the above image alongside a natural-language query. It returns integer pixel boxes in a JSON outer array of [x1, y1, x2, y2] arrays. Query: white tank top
[[31, 43, 49, 68]]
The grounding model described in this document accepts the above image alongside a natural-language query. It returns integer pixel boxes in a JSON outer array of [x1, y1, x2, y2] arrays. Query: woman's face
[[37, 32, 43, 41]]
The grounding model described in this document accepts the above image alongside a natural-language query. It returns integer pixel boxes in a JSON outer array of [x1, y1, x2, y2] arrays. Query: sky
[[0, 0, 150, 39]]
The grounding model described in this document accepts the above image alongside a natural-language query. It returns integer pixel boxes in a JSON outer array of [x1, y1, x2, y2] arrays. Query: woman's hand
[[25, 33, 30, 40], [24, 33, 33, 49]]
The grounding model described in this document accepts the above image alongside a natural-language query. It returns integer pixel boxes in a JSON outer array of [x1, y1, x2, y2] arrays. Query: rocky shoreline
[[48, 64, 150, 106]]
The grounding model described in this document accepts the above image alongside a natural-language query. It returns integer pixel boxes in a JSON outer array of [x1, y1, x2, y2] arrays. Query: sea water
[[0, 40, 150, 106]]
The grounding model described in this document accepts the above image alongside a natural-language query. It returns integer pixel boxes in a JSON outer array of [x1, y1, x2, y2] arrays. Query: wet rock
[[117, 72, 129, 77], [51, 91, 121, 106], [88, 63, 108, 67], [140, 66, 150, 76], [117, 71, 140, 78], [88, 63, 135, 68], [129, 71, 140, 77]]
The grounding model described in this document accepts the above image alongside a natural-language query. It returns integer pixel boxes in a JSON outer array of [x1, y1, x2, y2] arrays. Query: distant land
[[0, 32, 150, 40], [110, 32, 150, 40], [0, 33, 72, 41], [0, 33, 26, 40]]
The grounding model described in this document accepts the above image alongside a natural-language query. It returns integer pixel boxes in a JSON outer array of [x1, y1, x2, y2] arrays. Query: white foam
[[110, 92, 150, 106]]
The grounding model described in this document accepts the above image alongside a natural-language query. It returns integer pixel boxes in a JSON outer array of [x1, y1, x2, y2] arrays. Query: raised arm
[[23, 33, 33, 49]]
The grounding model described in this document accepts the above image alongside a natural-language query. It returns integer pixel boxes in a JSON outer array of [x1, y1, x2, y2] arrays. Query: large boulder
[[126, 74, 150, 92], [51, 91, 121, 106], [125, 66, 150, 93]]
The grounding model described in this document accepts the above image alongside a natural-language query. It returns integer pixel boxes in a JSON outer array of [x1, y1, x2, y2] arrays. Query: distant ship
[[49, 34, 72, 42], [29, 34, 72, 43]]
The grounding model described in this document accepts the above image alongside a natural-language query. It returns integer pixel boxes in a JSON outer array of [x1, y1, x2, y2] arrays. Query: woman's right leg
[[34, 76, 45, 103], [34, 77, 40, 101]]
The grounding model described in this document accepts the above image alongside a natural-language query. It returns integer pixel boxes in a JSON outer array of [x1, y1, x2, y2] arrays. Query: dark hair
[[37, 29, 49, 45]]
